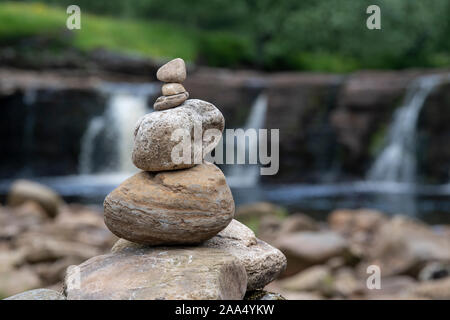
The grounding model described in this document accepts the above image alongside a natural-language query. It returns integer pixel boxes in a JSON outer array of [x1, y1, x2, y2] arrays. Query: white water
[[226, 93, 268, 187], [368, 74, 450, 183], [78, 83, 158, 174]]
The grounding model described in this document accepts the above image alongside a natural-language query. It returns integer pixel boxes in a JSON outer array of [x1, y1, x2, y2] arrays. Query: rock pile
[[0, 194, 117, 299], [63, 58, 286, 300], [239, 204, 450, 300]]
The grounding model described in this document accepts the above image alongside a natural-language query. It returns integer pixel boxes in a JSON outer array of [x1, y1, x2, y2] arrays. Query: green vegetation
[[1, 0, 449, 71], [0, 2, 200, 60]]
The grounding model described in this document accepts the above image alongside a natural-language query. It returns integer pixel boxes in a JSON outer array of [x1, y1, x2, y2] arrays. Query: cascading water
[[79, 83, 158, 174], [226, 93, 268, 188], [368, 74, 450, 183]]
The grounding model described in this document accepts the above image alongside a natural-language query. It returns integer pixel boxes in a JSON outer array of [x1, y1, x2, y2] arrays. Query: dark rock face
[[264, 73, 344, 183], [418, 82, 450, 184], [0, 86, 106, 178], [331, 69, 450, 181], [331, 70, 426, 178]]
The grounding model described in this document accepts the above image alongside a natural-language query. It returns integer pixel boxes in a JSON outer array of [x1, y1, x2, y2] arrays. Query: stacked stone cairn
[[64, 58, 287, 300]]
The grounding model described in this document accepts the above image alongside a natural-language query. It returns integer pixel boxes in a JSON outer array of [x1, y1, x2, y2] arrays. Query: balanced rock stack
[[64, 58, 287, 300]]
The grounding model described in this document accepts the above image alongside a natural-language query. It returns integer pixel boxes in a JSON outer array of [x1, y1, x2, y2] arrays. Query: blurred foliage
[[2, 0, 449, 71]]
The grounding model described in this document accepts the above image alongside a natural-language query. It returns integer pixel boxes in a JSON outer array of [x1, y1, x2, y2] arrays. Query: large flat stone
[[64, 247, 247, 300], [112, 220, 286, 290]]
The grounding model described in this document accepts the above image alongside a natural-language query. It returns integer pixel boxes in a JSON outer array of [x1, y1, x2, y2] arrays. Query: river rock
[[112, 220, 286, 290], [0, 268, 42, 298], [405, 277, 450, 300], [162, 83, 186, 96], [64, 247, 247, 300], [362, 216, 450, 277], [7, 180, 63, 218], [153, 92, 189, 111], [4, 288, 66, 300], [276, 231, 349, 275], [156, 58, 186, 83], [15, 233, 101, 263], [104, 162, 234, 245], [133, 99, 224, 171], [278, 265, 331, 292], [202, 220, 286, 290]]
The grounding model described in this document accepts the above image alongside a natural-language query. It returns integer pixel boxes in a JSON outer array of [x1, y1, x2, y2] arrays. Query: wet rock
[[153, 92, 189, 110], [4, 288, 65, 300], [276, 231, 349, 275], [156, 58, 186, 83], [133, 99, 224, 171], [112, 220, 287, 290], [7, 180, 63, 218], [64, 247, 247, 300], [104, 163, 234, 245], [162, 83, 186, 96]]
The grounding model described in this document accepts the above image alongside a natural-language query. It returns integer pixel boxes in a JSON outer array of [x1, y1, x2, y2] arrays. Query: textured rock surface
[[202, 220, 286, 290], [133, 99, 224, 171], [7, 180, 63, 218], [64, 247, 247, 300], [4, 288, 65, 300], [112, 220, 286, 290], [162, 83, 186, 96], [156, 58, 186, 83], [104, 162, 234, 245], [153, 92, 189, 111]]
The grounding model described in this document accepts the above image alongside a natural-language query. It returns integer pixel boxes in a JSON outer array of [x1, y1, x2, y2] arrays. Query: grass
[[0, 2, 199, 61], [2, 2, 447, 72]]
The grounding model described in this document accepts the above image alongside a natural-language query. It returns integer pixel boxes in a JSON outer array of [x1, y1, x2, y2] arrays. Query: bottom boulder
[[112, 220, 287, 291], [64, 247, 247, 300]]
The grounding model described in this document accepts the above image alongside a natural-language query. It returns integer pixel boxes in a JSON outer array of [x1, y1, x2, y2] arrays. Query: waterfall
[[226, 93, 268, 187], [368, 74, 450, 183], [78, 83, 158, 174]]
